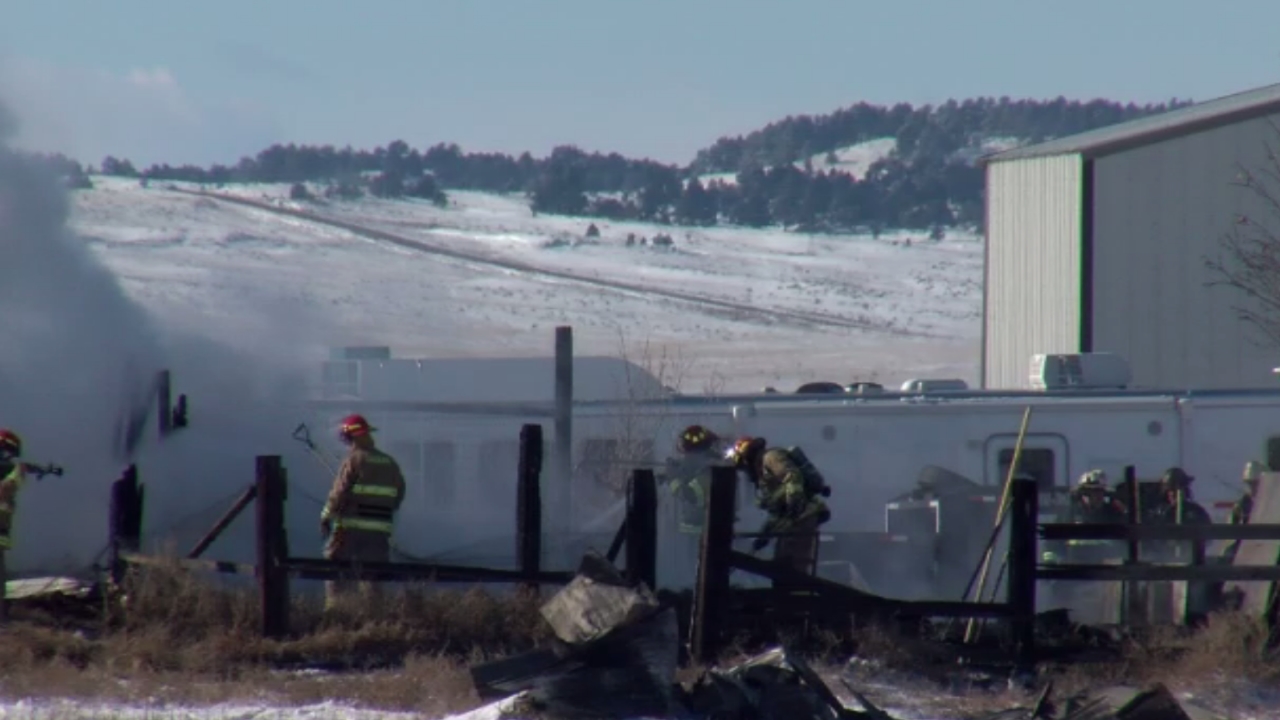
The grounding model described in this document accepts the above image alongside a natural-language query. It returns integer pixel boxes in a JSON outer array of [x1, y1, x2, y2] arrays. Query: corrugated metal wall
[[984, 155, 1084, 388], [1092, 113, 1280, 389]]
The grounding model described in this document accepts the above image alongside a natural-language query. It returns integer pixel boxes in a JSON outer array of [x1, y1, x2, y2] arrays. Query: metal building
[[981, 82, 1280, 390]]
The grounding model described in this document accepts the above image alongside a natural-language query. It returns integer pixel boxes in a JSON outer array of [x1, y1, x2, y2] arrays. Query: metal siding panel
[[983, 156, 1083, 388], [1093, 113, 1280, 388]]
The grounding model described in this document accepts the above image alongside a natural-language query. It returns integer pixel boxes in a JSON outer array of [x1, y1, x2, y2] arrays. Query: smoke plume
[[0, 97, 335, 573]]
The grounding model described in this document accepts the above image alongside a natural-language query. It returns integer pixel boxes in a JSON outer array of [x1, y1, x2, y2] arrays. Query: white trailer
[[294, 348, 1280, 592]]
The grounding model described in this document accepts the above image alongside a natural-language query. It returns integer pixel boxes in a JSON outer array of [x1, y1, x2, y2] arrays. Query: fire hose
[[289, 423, 434, 563], [22, 462, 65, 480]]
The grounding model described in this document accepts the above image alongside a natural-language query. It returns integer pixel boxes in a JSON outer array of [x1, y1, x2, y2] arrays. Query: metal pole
[[1123, 465, 1144, 626], [964, 406, 1033, 643], [156, 370, 173, 439]]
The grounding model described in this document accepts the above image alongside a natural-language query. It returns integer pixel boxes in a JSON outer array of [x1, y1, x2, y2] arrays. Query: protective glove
[[751, 535, 770, 553]]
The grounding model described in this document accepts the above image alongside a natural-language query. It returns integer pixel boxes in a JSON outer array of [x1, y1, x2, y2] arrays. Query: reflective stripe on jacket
[[322, 447, 406, 535]]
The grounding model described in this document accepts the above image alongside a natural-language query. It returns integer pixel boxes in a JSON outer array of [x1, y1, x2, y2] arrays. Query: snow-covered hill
[[694, 137, 900, 187], [694, 134, 1028, 189], [799, 137, 898, 179], [71, 176, 982, 393]]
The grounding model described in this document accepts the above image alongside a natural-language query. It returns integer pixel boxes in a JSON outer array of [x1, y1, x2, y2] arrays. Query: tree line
[[56, 96, 1192, 232]]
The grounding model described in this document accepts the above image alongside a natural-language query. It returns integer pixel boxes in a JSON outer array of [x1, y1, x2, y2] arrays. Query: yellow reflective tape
[[0, 535, 10, 549], [320, 506, 332, 520], [353, 484, 398, 497], [332, 517, 393, 534]]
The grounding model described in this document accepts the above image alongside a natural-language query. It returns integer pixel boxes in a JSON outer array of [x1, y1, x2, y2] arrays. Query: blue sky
[[2, 0, 1279, 167]]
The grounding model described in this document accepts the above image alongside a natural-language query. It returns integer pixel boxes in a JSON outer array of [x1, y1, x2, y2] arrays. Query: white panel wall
[[984, 155, 1084, 388], [1092, 113, 1280, 389]]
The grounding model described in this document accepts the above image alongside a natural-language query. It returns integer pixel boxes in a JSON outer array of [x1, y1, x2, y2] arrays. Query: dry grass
[[0, 561, 551, 715], [5, 563, 1280, 718], [826, 611, 1280, 718]]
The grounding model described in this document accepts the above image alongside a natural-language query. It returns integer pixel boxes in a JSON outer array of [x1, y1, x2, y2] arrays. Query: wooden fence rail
[[108, 420, 663, 639], [688, 465, 1280, 669]]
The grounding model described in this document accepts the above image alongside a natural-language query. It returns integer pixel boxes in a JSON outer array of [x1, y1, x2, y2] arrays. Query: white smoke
[[0, 97, 337, 573]]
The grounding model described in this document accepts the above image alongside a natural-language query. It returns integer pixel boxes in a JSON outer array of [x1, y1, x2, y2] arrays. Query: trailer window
[[477, 440, 520, 497], [997, 448, 1056, 492], [387, 441, 422, 487], [1267, 436, 1280, 472], [423, 441, 457, 505]]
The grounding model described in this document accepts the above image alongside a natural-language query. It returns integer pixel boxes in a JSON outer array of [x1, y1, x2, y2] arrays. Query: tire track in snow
[[175, 189, 933, 338]]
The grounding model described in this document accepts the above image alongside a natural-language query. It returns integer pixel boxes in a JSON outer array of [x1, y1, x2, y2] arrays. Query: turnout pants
[[773, 515, 821, 587], [324, 528, 391, 610]]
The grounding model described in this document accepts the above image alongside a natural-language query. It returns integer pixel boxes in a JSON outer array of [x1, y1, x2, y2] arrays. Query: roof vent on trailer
[[1029, 352, 1131, 390]]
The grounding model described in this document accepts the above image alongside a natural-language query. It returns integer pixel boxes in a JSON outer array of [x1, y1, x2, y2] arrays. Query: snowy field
[[71, 175, 982, 393]]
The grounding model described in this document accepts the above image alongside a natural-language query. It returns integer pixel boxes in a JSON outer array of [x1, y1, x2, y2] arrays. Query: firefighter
[[1231, 461, 1263, 526], [320, 414, 407, 610], [0, 429, 25, 619], [1148, 467, 1212, 562], [1151, 467, 1212, 523], [664, 425, 725, 535], [725, 436, 831, 580], [1070, 470, 1128, 524], [1225, 461, 1264, 560], [1067, 469, 1128, 563]]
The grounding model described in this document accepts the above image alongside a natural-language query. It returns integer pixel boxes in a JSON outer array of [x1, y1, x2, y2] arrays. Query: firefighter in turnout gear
[[725, 436, 831, 580], [0, 430, 24, 618], [320, 414, 407, 609], [1231, 461, 1263, 526], [0, 430, 26, 552], [1066, 469, 1128, 563], [664, 425, 725, 534], [1225, 461, 1264, 560], [1070, 470, 1128, 524], [1148, 467, 1212, 561]]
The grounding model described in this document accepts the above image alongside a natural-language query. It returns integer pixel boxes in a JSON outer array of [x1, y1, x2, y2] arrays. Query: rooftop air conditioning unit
[[1030, 352, 1131, 390], [900, 378, 969, 393]]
